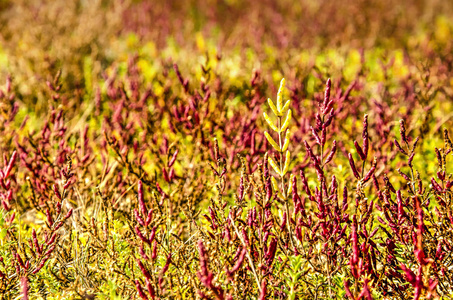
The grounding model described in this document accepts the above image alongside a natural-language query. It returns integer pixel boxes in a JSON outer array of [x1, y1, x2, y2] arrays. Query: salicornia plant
[[263, 78, 292, 200], [263, 78, 299, 263], [2, 5, 453, 298]]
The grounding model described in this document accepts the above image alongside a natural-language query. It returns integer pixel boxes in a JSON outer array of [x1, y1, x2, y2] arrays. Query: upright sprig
[[263, 78, 292, 200], [263, 78, 296, 263]]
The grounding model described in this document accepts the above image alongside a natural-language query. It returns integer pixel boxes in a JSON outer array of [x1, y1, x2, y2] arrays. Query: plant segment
[[263, 79, 295, 249], [263, 78, 292, 200]]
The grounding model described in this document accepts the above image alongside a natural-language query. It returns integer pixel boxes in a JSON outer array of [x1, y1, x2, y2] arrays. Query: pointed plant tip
[[325, 78, 331, 89]]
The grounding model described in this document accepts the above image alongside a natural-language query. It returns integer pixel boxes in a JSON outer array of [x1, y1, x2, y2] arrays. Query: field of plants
[[0, 0, 453, 299]]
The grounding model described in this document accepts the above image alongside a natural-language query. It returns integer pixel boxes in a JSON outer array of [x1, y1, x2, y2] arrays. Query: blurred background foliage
[[0, 0, 452, 113]]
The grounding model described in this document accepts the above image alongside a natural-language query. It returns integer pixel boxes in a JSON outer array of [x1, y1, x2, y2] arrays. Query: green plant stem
[[277, 116, 295, 252], [230, 216, 262, 294], [277, 117, 285, 198]]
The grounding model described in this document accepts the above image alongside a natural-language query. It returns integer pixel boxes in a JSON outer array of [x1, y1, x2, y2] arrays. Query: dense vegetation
[[0, 0, 453, 299]]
